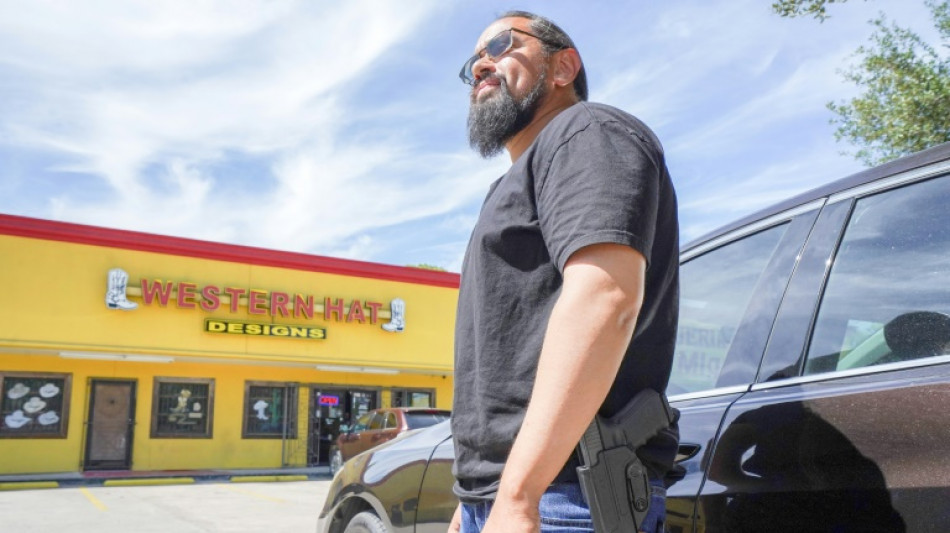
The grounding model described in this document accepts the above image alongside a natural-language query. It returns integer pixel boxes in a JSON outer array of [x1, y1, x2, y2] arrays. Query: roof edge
[[0, 214, 461, 288]]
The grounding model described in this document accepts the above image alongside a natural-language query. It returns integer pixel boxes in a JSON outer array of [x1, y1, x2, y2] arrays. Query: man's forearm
[[495, 244, 645, 506]]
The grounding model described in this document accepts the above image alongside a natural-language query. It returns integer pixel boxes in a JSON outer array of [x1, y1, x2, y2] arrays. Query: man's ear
[[551, 48, 582, 90]]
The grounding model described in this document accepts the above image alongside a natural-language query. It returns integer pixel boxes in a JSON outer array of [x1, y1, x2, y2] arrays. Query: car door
[[375, 410, 401, 447], [339, 412, 374, 460], [700, 166, 950, 532], [415, 427, 458, 533], [353, 411, 386, 456], [666, 202, 821, 532]]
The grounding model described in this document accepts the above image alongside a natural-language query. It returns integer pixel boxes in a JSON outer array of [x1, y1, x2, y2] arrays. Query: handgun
[[576, 388, 674, 533]]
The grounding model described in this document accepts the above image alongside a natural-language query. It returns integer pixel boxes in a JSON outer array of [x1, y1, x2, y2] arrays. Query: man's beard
[[467, 69, 548, 158]]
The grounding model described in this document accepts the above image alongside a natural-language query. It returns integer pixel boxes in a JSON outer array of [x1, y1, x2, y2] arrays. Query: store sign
[[104, 268, 406, 334], [205, 319, 327, 340], [319, 395, 339, 406]]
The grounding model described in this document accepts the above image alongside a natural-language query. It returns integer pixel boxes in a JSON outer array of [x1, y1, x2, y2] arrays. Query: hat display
[[39, 383, 60, 398], [23, 397, 47, 414], [7, 383, 29, 400], [4, 410, 31, 429], [38, 411, 60, 426]]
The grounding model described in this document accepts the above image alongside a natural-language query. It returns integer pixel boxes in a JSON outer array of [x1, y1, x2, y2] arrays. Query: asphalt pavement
[[0, 478, 333, 532]]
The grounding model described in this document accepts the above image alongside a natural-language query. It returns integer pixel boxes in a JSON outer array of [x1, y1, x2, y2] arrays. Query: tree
[[774, 0, 950, 165], [829, 2, 950, 165], [407, 263, 447, 272], [771, 0, 861, 21]]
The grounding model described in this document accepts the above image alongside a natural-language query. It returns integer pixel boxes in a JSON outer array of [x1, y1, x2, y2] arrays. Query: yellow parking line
[[224, 485, 285, 503], [80, 487, 108, 511]]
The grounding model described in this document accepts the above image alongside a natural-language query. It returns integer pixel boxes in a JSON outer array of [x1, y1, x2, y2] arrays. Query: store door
[[308, 388, 378, 466], [84, 380, 136, 471]]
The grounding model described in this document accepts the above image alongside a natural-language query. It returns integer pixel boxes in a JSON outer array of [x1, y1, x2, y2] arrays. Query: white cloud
[[0, 0, 943, 268]]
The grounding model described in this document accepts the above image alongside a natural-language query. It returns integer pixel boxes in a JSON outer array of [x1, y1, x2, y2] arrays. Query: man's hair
[[498, 10, 588, 102]]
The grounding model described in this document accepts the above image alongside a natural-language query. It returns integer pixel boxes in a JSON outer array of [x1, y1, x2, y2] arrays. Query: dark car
[[318, 420, 455, 533], [329, 407, 451, 476], [318, 142, 950, 532]]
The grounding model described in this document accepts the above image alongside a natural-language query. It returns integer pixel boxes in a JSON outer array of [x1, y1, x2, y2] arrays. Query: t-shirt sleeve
[[537, 120, 662, 272]]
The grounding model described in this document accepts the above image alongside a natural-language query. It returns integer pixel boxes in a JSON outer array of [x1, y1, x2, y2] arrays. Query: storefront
[[0, 214, 458, 475]]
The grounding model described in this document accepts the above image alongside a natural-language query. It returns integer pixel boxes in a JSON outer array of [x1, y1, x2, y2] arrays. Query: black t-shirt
[[452, 102, 680, 502]]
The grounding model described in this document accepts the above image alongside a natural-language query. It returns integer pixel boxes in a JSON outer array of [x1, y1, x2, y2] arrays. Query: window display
[[243, 382, 297, 438], [0, 372, 71, 438], [151, 377, 215, 438]]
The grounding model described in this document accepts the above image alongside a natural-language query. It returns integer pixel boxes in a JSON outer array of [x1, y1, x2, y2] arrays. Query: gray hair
[[497, 10, 589, 102]]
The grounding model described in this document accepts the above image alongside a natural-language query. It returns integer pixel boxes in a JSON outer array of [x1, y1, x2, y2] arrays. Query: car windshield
[[405, 411, 450, 429]]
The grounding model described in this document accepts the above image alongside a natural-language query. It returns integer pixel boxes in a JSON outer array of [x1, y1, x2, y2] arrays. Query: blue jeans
[[461, 480, 667, 533]]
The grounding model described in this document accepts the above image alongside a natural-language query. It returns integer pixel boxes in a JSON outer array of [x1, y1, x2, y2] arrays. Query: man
[[451, 11, 680, 533]]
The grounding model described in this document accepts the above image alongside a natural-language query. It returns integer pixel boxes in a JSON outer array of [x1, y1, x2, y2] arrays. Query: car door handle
[[676, 443, 702, 463]]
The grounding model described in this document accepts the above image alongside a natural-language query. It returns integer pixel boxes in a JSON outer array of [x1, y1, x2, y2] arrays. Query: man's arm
[[481, 242, 646, 533]]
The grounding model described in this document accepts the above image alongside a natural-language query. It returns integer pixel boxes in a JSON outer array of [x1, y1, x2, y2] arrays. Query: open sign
[[319, 395, 340, 406]]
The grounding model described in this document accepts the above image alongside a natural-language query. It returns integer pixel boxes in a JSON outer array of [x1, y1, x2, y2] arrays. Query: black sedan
[[318, 141, 950, 533], [317, 420, 456, 533]]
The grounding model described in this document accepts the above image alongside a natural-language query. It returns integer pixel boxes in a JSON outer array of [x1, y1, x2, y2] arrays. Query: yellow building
[[0, 214, 458, 475]]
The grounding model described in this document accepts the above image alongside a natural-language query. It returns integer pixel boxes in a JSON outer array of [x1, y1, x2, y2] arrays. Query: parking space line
[[80, 487, 108, 511], [224, 485, 286, 503]]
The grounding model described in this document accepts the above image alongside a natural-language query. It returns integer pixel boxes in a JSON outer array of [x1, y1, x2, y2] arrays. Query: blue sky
[[0, 0, 940, 271]]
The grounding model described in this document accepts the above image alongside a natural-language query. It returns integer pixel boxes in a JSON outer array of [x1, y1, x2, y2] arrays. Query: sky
[[0, 0, 942, 272]]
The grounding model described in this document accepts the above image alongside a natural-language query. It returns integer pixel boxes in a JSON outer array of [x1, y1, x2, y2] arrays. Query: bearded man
[[450, 11, 681, 533]]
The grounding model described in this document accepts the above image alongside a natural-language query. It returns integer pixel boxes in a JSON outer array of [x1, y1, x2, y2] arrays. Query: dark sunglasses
[[458, 28, 565, 86]]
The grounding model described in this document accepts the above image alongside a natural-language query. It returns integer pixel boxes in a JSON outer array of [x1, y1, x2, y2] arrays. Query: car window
[[804, 175, 950, 374], [384, 412, 398, 429], [368, 412, 384, 430], [351, 413, 371, 432], [405, 411, 451, 430], [671, 224, 788, 394]]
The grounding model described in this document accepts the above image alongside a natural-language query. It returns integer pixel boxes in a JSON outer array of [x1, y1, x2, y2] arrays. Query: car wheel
[[343, 511, 387, 533], [329, 448, 343, 476]]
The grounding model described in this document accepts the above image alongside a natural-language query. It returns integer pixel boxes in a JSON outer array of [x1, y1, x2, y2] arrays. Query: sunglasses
[[458, 28, 565, 86]]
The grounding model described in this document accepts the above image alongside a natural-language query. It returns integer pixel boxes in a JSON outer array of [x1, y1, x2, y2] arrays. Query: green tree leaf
[[771, 0, 861, 21], [828, 1, 950, 165]]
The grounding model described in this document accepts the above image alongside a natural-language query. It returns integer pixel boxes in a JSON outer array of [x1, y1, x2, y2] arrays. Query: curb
[[230, 475, 309, 483], [0, 481, 60, 491], [104, 478, 196, 487], [0, 473, 326, 491]]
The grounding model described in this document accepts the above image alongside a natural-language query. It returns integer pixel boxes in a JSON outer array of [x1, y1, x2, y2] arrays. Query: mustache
[[471, 74, 504, 100]]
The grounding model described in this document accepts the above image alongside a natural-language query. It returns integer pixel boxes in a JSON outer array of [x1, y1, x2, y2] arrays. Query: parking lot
[[0, 479, 331, 532]]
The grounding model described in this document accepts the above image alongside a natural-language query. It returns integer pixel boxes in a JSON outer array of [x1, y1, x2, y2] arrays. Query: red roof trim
[[0, 214, 460, 288]]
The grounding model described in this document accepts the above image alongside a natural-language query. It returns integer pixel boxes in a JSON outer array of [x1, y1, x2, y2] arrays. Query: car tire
[[329, 447, 344, 476], [343, 511, 387, 533]]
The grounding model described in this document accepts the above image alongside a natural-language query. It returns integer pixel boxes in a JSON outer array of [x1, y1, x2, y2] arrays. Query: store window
[[391, 388, 434, 408], [805, 175, 950, 374], [151, 377, 214, 438], [243, 382, 298, 438], [0, 372, 72, 438]]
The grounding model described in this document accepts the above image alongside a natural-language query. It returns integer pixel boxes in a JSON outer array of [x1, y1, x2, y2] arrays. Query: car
[[318, 420, 455, 533], [328, 407, 451, 476], [317, 141, 950, 532]]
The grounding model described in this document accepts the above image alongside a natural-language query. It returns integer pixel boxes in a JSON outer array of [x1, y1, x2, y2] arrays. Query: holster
[[575, 389, 674, 533]]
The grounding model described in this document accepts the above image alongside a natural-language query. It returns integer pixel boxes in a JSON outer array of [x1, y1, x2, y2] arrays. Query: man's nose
[[470, 54, 495, 83]]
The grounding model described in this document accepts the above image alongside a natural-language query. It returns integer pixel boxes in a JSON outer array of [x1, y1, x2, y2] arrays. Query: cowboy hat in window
[[38, 411, 60, 426], [39, 383, 60, 398], [23, 397, 47, 414], [4, 410, 31, 429], [7, 383, 30, 400]]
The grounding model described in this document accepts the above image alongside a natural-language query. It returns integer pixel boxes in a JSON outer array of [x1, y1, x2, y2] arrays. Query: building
[[0, 214, 458, 475]]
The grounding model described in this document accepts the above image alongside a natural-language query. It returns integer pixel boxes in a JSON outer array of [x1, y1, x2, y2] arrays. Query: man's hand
[[481, 494, 540, 533], [448, 503, 462, 533]]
